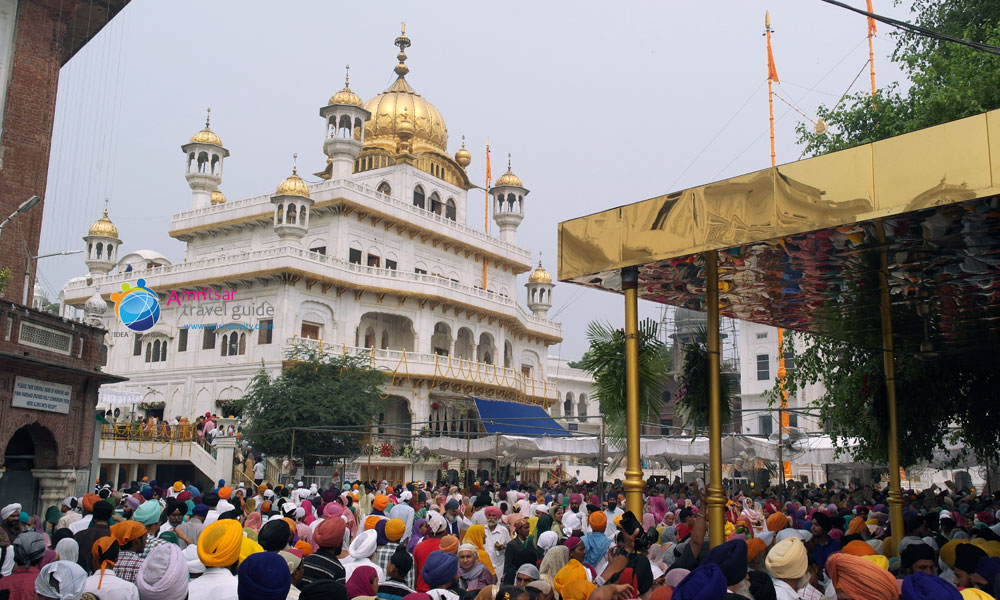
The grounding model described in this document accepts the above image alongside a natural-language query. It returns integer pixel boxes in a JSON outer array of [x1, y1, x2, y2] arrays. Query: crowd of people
[[1, 475, 999, 600]]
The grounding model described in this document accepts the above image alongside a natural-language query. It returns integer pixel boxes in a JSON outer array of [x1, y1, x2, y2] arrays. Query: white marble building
[[61, 29, 593, 482]]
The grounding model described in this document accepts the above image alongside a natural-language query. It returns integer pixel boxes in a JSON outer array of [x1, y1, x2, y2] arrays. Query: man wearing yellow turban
[[553, 559, 588, 598], [189, 519, 243, 600]]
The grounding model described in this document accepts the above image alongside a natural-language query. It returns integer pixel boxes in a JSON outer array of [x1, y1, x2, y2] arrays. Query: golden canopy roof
[[275, 167, 310, 198], [528, 262, 552, 284], [363, 27, 448, 156], [88, 210, 119, 238], [211, 189, 226, 204]]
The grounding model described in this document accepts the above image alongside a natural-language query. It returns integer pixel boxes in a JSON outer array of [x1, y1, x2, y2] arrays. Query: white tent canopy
[[98, 389, 143, 407]]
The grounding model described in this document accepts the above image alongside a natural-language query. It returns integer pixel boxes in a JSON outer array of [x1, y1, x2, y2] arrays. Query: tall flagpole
[[867, 0, 877, 96], [483, 140, 491, 289], [766, 11, 792, 490]]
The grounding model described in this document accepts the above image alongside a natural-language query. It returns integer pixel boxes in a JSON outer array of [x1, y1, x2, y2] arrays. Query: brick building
[[0, 0, 128, 513]]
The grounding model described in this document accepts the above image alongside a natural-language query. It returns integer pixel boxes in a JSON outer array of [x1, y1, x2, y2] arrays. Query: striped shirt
[[301, 548, 346, 586]]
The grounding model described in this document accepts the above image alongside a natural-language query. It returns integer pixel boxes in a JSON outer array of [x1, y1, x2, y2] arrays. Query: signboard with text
[[12, 376, 72, 414]]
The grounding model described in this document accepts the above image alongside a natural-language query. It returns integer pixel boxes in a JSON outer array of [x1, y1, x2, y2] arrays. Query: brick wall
[[0, 0, 68, 306]]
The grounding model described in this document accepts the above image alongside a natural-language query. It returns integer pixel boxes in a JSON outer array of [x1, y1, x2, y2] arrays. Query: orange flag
[[866, 0, 877, 35], [485, 144, 491, 188], [767, 32, 779, 82]]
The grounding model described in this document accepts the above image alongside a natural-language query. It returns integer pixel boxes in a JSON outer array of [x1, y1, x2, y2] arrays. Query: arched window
[[578, 393, 588, 422], [238, 333, 246, 355], [564, 392, 574, 417], [152, 340, 161, 363], [106, 244, 114, 260], [413, 186, 425, 209], [377, 181, 392, 195], [276, 204, 284, 224], [299, 205, 307, 226], [445, 198, 456, 221], [430, 192, 442, 215], [88, 243, 93, 259], [197, 152, 209, 173], [210, 154, 220, 175], [145, 343, 152, 363], [381, 331, 389, 349], [221, 333, 229, 356], [160, 340, 167, 362], [287, 204, 297, 224], [228, 332, 238, 356], [364, 327, 376, 348]]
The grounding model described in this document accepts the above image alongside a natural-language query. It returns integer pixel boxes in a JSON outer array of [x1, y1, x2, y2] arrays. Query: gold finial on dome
[[394, 22, 411, 77], [190, 107, 223, 146], [88, 200, 119, 238], [329, 64, 364, 107], [211, 189, 226, 204], [275, 153, 311, 198], [454, 135, 471, 168], [494, 153, 523, 188]]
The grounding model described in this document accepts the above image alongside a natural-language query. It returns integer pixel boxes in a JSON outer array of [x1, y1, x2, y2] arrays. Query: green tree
[[577, 319, 670, 449], [674, 327, 735, 435], [797, 0, 1000, 155], [234, 348, 388, 464], [779, 1, 1000, 468]]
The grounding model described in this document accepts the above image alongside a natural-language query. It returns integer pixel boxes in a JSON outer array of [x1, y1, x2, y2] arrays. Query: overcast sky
[[39, 0, 914, 360]]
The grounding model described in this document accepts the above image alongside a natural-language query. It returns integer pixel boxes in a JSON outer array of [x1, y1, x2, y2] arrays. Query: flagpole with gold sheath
[[867, 0, 877, 96], [483, 140, 491, 289], [766, 11, 793, 488]]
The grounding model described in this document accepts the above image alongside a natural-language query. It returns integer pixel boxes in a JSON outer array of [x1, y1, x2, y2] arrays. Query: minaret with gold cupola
[[526, 258, 554, 317], [271, 155, 313, 245], [321, 65, 371, 180], [181, 108, 230, 209], [491, 155, 527, 244], [84, 201, 121, 275]]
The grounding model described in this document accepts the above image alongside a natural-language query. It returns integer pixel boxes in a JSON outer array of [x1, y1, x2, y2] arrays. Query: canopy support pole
[[705, 251, 726, 547], [876, 221, 904, 551], [621, 266, 644, 514], [598, 414, 606, 495]]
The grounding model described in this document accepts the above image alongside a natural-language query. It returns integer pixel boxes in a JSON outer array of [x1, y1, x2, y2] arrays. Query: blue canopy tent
[[473, 397, 568, 436]]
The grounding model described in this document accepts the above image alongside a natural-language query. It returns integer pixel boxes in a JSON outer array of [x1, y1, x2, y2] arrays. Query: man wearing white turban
[[34, 560, 88, 600], [1, 503, 23, 545], [136, 543, 189, 600], [342, 529, 385, 583]]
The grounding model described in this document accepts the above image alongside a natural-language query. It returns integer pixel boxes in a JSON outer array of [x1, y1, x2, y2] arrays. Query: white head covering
[[182, 543, 206, 575], [399, 490, 413, 502], [61, 497, 76, 509], [136, 543, 189, 600], [1, 503, 21, 520], [562, 512, 582, 533], [537, 530, 558, 550], [54, 538, 79, 564], [775, 528, 812, 543], [34, 560, 87, 600], [426, 511, 447, 534], [349, 529, 378, 559]]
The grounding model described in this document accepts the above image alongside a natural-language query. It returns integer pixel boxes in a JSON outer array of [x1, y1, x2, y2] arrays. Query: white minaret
[[491, 154, 527, 244], [525, 258, 554, 317], [321, 65, 372, 180], [84, 201, 121, 275], [181, 108, 230, 209], [271, 155, 314, 245]]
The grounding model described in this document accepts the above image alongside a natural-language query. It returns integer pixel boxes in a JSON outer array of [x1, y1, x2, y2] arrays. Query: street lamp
[[24, 250, 83, 306], [0, 196, 41, 240]]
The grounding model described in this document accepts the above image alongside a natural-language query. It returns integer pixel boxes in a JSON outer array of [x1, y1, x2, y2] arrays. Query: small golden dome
[[364, 28, 448, 156], [494, 154, 523, 187], [88, 210, 119, 238], [329, 65, 364, 107], [454, 135, 471, 168], [275, 163, 311, 199], [189, 108, 223, 146], [211, 189, 226, 204], [528, 262, 551, 284]]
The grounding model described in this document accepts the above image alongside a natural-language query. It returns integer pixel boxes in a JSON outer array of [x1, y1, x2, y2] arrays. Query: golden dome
[[329, 65, 364, 107], [364, 28, 448, 155], [494, 154, 523, 187], [528, 262, 552, 284], [88, 210, 119, 238], [454, 135, 471, 168], [189, 108, 223, 146], [211, 189, 226, 204], [275, 165, 310, 198]]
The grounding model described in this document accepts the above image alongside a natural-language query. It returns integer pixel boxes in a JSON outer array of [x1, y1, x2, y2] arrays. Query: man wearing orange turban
[[588, 511, 607, 533], [83, 537, 136, 597], [766, 512, 788, 533], [842, 540, 877, 557], [373, 494, 390, 515], [439, 535, 459, 554], [110, 520, 148, 583], [826, 552, 898, 600], [189, 519, 243, 599], [747, 537, 768, 571]]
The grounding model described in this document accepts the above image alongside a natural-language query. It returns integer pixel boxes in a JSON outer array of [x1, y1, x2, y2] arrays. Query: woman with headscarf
[[245, 511, 263, 533], [345, 565, 379, 599], [461, 526, 495, 576], [54, 536, 79, 564], [458, 543, 495, 590], [407, 518, 428, 554], [548, 505, 564, 539], [136, 543, 188, 600], [538, 546, 569, 590]]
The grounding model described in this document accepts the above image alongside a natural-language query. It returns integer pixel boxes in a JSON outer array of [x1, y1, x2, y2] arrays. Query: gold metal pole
[[704, 251, 726, 547], [875, 222, 904, 550], [621, 266, 644, 514]]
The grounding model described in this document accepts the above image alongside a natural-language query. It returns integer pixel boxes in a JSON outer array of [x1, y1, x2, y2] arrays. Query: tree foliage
[[674, 327, 735, 435], [234, 348, 388, 465], [577, 319, 670, 449], [796, 0, 1000, 155]]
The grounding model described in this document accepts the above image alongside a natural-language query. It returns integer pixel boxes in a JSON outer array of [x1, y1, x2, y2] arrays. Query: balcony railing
[[99, 423, 218, 459], [284, 339, 560, 403]]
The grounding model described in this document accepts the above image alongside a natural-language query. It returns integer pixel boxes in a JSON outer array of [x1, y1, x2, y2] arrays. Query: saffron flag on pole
[[866, 0, 877, 35], [766, 33, 779, 82]]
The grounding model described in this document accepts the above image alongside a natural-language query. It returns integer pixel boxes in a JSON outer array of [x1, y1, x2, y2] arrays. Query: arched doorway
[[0, 424, 57, 512]]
